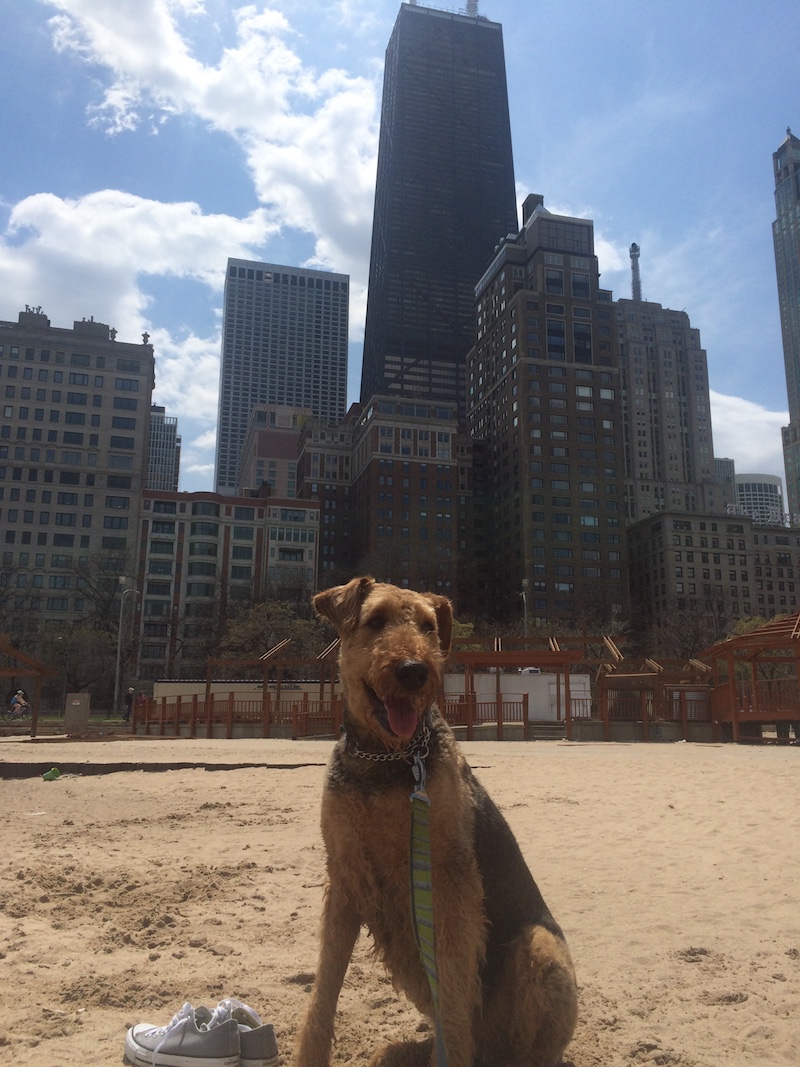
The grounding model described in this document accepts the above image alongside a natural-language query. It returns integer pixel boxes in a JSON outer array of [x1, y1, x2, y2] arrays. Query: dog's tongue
[[384, 696, 419, 739]]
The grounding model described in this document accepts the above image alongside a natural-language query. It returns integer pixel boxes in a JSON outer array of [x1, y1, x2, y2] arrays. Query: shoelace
[[148, 998, 263, 1064], [152, 1003, 195, 1065]]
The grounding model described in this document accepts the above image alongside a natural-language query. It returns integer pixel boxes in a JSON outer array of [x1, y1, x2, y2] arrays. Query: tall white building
[[214, 259, 349, 495], [735, 473, 785, 525]]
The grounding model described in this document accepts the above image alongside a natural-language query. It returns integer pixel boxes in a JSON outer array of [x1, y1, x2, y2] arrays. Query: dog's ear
[[313, 576, 375, 634], [424, 593, 453, 657]]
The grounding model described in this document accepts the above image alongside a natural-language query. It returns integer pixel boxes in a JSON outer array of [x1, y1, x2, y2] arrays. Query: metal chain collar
[[345, 715, 431, 764]]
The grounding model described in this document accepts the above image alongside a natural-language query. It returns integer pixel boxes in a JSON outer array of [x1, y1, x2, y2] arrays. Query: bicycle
[[2, 702, 31, 723]]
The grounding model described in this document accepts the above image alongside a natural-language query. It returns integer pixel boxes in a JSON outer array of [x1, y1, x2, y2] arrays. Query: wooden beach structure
[[699, 614, 800, 742]]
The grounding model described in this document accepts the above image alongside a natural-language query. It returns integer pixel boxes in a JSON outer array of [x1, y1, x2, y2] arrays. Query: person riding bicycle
[[9, 690, 29, 717]]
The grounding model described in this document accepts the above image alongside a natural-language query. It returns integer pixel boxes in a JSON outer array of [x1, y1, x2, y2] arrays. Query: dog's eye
[[421, 621, 436, 634], [365, 614, 386, 631]]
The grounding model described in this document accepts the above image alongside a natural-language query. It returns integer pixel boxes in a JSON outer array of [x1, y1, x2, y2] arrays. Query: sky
[[1, 0, 798, 493]]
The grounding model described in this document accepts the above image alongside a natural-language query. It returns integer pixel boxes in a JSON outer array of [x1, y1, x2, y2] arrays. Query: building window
[[192, 501, 220, 517], [187, 561, 217, 577], [190, 522, 219, 536]]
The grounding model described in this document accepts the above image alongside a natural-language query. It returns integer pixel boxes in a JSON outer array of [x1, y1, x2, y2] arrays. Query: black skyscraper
[[360, 2, 518, 417]]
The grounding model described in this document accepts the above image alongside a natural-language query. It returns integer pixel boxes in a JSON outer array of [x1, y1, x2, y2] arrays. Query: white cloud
[[150, 326, 221, 423], [0, 189, 273, 335], [44, 0, 379, 288], [0, 189, 273, 489], [4, 0, 384, 499], [710, 391, 787, 481]]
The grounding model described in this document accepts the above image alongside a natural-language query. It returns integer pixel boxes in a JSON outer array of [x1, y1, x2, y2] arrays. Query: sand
[[0, 734, 798, 1067]]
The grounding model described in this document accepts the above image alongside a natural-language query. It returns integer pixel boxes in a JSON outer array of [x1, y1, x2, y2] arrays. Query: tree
[[216, 599, 324, 676], [726, 614, 793, 681], [29, 626, 118, 710], [647, 597, 735, 660], [71, 549, 132, 629]]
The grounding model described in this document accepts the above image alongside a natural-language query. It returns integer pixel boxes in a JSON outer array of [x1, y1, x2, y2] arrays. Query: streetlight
[[113, 577, 135, 716], [519, 578, 529, 639], [55, 635, 67, 716]]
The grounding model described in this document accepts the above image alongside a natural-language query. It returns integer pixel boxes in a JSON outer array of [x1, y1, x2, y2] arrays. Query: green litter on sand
[[42, 767, 60, 781]]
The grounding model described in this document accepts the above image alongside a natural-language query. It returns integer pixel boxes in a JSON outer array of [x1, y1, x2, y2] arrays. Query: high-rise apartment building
[[345, 397, 477, 604], [137, 489, 320, 680], [215, 259, 349, 495], [628, 510, 799, 648], [466, 196, 629, 626], [616, 285, 727, 520], [147, 405, 181, 492], [773, 129, 800, 514], [294, 397, 479, 606], [360, 1, 518, 417], [297, 406, 360, 582], [0, 308, 153, 638], [238, 404, 311, 498], [715, 456, 736, 490]]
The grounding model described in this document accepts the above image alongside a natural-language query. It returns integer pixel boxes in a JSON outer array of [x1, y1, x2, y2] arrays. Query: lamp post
[[113, 578, 135, 716], [520, 578, 529, 639], [56, 635, 67, 716]]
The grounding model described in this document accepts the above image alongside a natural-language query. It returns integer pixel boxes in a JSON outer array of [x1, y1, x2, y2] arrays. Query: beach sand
[[0, 735, 798, 1066]]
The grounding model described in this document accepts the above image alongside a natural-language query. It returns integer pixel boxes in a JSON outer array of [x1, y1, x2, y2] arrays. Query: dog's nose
[[396, 659, 429, 691]]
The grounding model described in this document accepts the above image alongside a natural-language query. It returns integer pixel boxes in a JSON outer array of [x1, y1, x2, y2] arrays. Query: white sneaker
[[124, 1001, 239, 1067]]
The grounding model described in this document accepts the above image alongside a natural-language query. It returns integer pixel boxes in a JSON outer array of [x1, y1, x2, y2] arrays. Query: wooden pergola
[[203, 637, 342, 731], [0, 634, 57, 738], [699, 615, 800, 742], [448, 633, 617, 739], [595, 657, 712, 741]]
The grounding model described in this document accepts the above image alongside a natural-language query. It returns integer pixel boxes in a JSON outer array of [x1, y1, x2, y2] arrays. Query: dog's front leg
[[295, 880, 360, 1067]]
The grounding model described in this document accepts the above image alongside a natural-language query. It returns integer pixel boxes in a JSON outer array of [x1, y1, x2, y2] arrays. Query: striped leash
[[410, 746, 449, 1067]]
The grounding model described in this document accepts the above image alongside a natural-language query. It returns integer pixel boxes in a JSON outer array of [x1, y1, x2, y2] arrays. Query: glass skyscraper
[[147, 405, 181, 492], [360, 2, 518, 418], [773, 129, 800, 516], [215, 259, 348, 495]]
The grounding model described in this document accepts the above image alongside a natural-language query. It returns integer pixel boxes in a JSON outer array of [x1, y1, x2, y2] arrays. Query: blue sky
[[1, 0, 798, 492]]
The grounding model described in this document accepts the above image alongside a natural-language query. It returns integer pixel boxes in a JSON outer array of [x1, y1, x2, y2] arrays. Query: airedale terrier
[[295, 577, 578, 1067]]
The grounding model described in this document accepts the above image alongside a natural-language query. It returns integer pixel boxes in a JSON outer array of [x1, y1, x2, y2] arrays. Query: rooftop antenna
[[466, 1, 478, 14], [630, 242, 642, 302]]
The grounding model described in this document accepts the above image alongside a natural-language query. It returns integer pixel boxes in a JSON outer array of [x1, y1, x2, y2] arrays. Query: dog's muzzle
[[365, 659, 432, 740]]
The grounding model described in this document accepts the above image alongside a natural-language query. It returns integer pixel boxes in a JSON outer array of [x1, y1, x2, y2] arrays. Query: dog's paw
[[367, 1036, 434, 1067]]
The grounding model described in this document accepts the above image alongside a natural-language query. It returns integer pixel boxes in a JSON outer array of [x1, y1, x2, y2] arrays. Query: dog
[[295, 577, 578, 1067]]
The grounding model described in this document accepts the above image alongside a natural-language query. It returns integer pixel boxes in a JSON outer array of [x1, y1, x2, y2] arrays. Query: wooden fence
[[133, 690, 593, 740], [600, 685, 712, 741], [712, 678, 800, 741], [133, 692, 343, 739]]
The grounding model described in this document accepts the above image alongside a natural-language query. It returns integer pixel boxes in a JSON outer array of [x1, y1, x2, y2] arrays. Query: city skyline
[[1, 0, 798, 489]]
